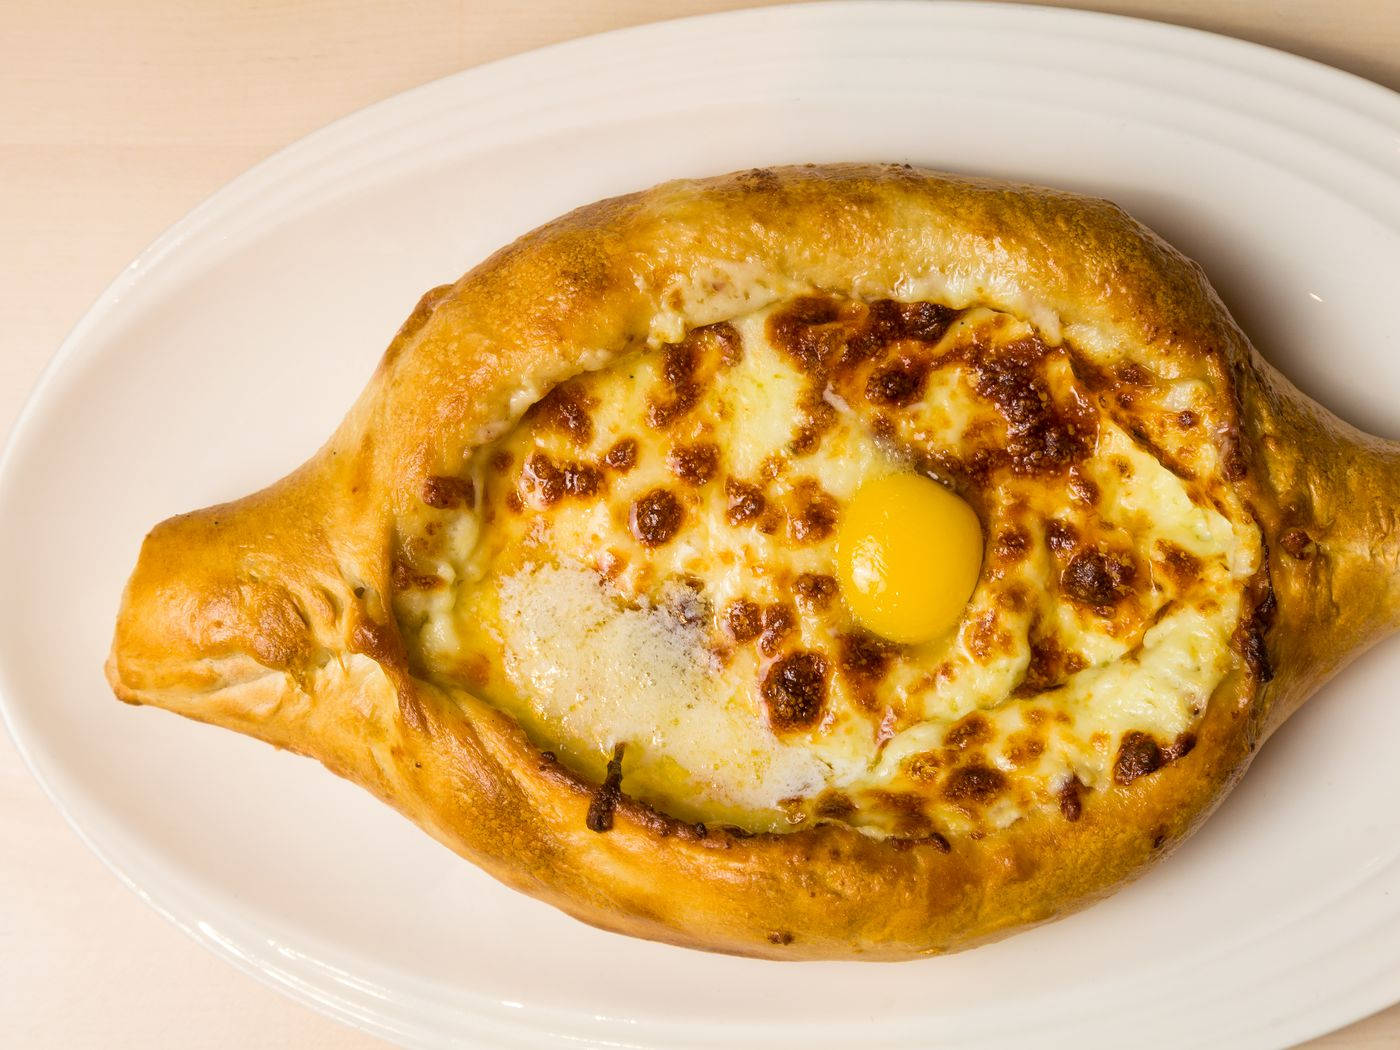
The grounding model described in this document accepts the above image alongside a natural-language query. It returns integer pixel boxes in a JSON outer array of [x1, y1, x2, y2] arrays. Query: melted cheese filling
[[394, 298, 1261, 837]]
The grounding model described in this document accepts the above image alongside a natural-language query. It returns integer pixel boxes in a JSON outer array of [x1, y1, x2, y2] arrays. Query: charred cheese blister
[[392, 296, 1261, 838]]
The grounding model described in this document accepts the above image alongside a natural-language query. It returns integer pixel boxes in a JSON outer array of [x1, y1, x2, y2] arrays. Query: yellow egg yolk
[[836, 473, 984, 644]]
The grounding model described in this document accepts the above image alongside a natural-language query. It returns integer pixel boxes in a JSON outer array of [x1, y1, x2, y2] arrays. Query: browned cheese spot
[[789, 400, 837, 456], [767, 931, 795, 946], [758, 506, 785, 535], [762, 651, 829, 732], [668, 442, 719, 486], [759, 454, 787, 482], [647, 338, 702, 428], [758, 603, 795, 657], [1113, 730, 1164, 785], [530, 381, 594, 445], [965, 609, 1012, 661], [522, 452, 601, 506], [563, 464, 601, 498], [421, 474, 475, 510], [998, 584, 1029, 613], [972, 340, 1092, 474], [1003, 733, 1045, 768], [724, 477, 766, 526], [1061, 550, 1136, 610], [1177, 409, 1199, 429], [879, 299, 956, 339], [648, 388, 698, 429], [992, 525, 1031, 564], [1157, 541, 1203, 588], [789, 480, 838, 543], [767, 296, 850, 372], [905, 752, 942, 782], [865, 355, 931, 407], [522, 452, 565, 506], [941, 764, 1007, 804], [489, 449, 513, 473], [944, 713, 990, 750], [844, 299, 958, 362], [839, 630, 898, 682], [794, 572, 838, 611], [664, 336, 696, 385], [788, 427, 820, 457], [603, 438, 638, 472], [723, 599, 762, 643], [630, 488, 683, 547]]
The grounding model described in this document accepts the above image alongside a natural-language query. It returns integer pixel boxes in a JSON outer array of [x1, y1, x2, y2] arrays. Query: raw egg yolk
[[836, 474, 983, 644]]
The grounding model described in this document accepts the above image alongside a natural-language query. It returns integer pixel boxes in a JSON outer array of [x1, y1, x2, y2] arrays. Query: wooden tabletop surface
[[2, 1, 1397, 1046]]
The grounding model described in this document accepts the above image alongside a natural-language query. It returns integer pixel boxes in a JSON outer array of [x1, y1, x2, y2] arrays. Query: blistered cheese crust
[[393, 296, 1261, 838]]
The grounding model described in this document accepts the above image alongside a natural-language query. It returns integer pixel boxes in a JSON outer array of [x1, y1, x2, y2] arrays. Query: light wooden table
[[2, 1, 1396, 1046]]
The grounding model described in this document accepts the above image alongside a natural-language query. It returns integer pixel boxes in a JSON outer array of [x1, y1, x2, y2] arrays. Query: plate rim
[[4, 2, 1400, 1047]]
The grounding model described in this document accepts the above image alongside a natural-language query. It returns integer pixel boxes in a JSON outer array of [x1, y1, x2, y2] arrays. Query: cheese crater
[[393, 296, 1262, 838], [836, 473, 983, 645]]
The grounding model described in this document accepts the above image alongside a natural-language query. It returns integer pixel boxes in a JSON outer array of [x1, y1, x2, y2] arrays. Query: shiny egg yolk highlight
[[836, 474, 984, 644]]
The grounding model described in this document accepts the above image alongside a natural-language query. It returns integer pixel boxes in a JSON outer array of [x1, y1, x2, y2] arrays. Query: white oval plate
[[3, 3, 1400, 1047]]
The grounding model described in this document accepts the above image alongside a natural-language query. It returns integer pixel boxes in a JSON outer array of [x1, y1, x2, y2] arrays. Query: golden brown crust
[[106, 164, 1400, 958]]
